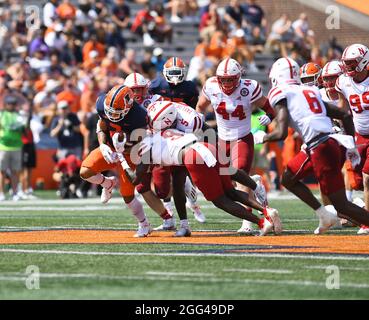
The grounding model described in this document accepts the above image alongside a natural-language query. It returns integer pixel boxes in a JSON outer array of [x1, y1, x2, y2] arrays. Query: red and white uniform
[[202, 76, 262, 141], [140, 129, 233, 201], [269, 84, 332, 143], [336, 74, 369, 179], [202, 76, 262, 172], [175, 103, 204, 133], [319, 88, 339, 106], [142, 94, 163, 109], [336, 74, 369, 136], [269, 83, 351, 195]]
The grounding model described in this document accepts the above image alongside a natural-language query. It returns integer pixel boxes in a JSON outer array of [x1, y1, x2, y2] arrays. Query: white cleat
[[134, 221, 153, 238], [100, 176, 118, 204], [324, 205, 342, 229], [264, 207, 282, 235], [237, 219, 254, 235], [174, 226, 191, 237], [184, 177, 198, 203], [187, 202, 206, 223], [314, 207, 339, 235], [251, 175, 268, 207], [357, 225, 369, 235], [154, 217, 176, 231], [259, 217, 274, 236]]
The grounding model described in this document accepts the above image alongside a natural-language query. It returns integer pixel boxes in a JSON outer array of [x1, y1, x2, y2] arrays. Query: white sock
[[184, 177, 197, 205], [346, 190, 353, 202], [163, 200, 174, 214], [180, 219, 189, 228], [315, 206, 328, 218], [127, 197, 146, 223], [84, 174, 111, 188]]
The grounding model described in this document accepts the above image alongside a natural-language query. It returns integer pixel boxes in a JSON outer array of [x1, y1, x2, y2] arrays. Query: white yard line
[[0, 272, 367, 289], [145, 271, 214, 277], [223, 268, 294, 274], [305, 265, 369, 271], [0, 248, 369, 261]]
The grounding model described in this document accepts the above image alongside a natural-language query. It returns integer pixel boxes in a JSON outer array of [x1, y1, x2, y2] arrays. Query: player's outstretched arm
[[325, 102, 355, 137], [196, 94, 211, 115]]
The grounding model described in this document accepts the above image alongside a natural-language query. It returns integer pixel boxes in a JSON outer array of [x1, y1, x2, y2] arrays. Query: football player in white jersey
[[143, 101, 206, 236], [336, 43, 369, 234], [196, 57, 272, 234], [253, 56, 369, 234], [125, 72, 206, 226], [121, 126, 282, 237]]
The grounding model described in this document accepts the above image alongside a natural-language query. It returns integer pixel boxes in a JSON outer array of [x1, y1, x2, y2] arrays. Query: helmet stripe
[[285, 58, 293, 79], [133, 72, 137, 85], [224, 58, 230, 74], [110, 85, 126, 108], [173, 57, 176, 67], [152, 102, 173, 122]]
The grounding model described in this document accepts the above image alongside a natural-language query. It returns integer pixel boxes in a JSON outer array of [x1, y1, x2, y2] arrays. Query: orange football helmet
[[104, 85, 134, 122], [300, 62, 323, 87], [163, 57, 187, 85]]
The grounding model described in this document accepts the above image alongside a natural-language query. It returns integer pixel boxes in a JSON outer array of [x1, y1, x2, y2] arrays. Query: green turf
[[0, 192, 368, 299]]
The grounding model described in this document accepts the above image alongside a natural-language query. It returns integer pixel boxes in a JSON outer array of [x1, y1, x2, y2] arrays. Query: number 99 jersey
[[202, 76, 263, 141], [335, 74, 369, 136], [268, 83, 332, 143]]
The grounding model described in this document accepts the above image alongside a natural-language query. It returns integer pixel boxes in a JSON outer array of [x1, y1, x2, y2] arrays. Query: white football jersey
[[141, 129, 198, 166], [335, 74, 369, 135], [141, 94, 163, 108], [268, 84, 333, 143], [175, 103, 204, 133], [202, 76, 263, 141], [319, 88, 339, 106]]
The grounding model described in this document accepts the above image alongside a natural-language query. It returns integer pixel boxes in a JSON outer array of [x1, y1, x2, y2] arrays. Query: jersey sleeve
[[335, 75, 344, 94], [250, 80, 263, 103], [267, 86, 288, 108], [202, 77, 215, 101]]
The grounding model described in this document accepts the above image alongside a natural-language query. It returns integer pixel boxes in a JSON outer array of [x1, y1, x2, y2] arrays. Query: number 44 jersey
[[202, 76, 263, 141], [268, 84, 333, 143]]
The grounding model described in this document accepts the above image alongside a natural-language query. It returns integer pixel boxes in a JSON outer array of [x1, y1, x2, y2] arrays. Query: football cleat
[[174, 226, 191, 237], [357, 225, 369, 235], [314, 206, 338, 235], [134, 221, 153, 238], [251, 175, 268, 207], [237, 219, 254, 235], [186, 201, 206, 223], [264, 207, 282, 234], [100, 176, 118, 204], [154, 217, 176, 231], [184, 177, 197, 203], [259, 217, 274, 236]]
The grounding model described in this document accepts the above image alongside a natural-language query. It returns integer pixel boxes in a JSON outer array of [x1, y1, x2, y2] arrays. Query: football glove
[[253, 130, 266, 144], [100, 143, 117, 164], [346, 147, 361, 169], [258, 115, 272, 126]]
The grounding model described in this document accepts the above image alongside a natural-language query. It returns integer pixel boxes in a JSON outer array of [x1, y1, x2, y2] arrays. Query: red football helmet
[[104, 85, 134, 122], [216, 57, 242, 95]]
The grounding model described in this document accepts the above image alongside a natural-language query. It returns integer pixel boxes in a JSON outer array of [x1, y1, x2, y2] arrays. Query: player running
[[196, 57, 273, 234], [254, 56, 369, 234], [79, 85, 174, 237], [335, 43, 369, 234]]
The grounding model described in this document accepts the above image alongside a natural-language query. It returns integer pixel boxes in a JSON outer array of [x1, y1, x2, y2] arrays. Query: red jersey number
[[302, 89, 323, 114], [216, 102, 246, 120], [349, 92, 369, 114]]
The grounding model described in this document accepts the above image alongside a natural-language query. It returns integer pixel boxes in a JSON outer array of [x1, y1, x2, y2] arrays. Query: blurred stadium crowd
[[0, 0, 346, 200]]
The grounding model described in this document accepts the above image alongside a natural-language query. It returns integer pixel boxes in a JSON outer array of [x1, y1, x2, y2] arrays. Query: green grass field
[[0, 191, 369, 300]]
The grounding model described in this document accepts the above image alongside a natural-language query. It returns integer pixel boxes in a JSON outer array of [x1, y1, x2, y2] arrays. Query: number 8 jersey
[[268, 83, 333, 143], [202, 76, 263, 141]]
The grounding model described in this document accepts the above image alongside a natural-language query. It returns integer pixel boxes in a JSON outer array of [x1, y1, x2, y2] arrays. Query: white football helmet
[[216, 58, 242, 95], [321, 60, 343, 96], [124, 72, 149, 104], [147, 101, 178, 131], [341, 44, 369, 77], [269, 57, 301, 87]]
